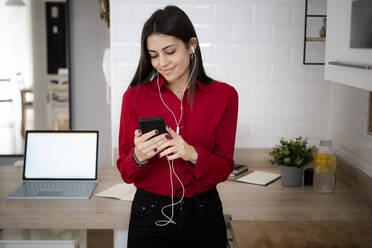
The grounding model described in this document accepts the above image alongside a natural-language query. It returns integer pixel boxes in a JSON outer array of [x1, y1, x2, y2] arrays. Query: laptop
[[7, 130, 99, 199]]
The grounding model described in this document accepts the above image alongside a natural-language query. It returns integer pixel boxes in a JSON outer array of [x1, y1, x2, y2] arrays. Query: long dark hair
[[129, 5, 213, 105]]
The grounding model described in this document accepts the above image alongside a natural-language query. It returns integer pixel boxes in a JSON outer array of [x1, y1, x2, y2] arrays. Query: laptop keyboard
[[24, 181, 93, 192]]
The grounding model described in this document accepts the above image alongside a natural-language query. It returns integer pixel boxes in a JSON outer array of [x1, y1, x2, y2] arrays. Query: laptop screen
[[23, 131, 98, 180]]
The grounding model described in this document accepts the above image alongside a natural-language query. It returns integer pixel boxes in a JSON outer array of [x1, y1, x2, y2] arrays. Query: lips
[[162, 67, 175, 74]]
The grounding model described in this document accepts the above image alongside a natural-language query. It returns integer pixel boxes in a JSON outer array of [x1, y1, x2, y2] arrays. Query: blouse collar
[[155, 74, 207, 93]]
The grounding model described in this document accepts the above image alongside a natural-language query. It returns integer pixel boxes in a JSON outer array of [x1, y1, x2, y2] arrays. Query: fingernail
[[153, 148, 158, 153], [155, 129, 159, 134], [166, 134, 171, 140]]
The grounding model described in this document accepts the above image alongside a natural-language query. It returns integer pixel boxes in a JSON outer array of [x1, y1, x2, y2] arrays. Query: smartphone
[[138, 117, 167, 137]]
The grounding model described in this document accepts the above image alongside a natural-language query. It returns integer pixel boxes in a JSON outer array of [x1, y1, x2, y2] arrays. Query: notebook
[[94, 183, 136, 201], [7, 130, 99, 199], [235, 170, 281, 186]]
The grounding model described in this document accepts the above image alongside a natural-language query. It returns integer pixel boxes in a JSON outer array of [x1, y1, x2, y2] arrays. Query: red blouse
[[117, 75, 239, 197]]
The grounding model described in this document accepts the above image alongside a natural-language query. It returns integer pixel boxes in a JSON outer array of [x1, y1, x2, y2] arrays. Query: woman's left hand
[[158, 126, 198, 164]]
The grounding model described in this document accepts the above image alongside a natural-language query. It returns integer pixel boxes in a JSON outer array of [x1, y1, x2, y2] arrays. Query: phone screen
[[138, 117, 167, 136]]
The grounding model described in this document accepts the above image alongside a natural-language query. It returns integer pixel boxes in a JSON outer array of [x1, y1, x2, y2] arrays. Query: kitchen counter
[[230, 220, 372, 248], [1, 166, 372, 248], [219, 167, 372, 221], [1, 166, 371, 230], [221, 167, 372, 247]]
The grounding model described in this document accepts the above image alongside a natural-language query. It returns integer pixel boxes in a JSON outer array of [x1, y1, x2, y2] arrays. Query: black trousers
[[127, 187, 227, 248]]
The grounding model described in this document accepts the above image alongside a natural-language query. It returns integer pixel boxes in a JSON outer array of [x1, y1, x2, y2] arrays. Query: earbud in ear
[[191, 46, 195, 53]]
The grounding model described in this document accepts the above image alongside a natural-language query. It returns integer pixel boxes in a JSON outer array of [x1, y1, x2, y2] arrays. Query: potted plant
[[269, 136, 317, 187]]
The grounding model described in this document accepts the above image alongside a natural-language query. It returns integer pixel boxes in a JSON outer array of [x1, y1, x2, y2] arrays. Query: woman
[[117, 5, 238, 248]]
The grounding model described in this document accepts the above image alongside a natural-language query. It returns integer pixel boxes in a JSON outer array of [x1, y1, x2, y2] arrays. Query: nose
[[158, 53, 169, 68]]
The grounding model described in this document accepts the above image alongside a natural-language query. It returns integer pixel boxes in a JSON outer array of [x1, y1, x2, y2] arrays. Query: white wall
[[324, 0, 372, 178], [329, 76, 372, 178], [70, 0, 112, 166], [31, 0, 48, 130], [110, 0, 330, 157]]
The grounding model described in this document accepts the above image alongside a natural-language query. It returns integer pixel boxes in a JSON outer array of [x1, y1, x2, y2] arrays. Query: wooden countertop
[[1, 166, 371, 230], [230, 220, 372, 248], [219, 167, 372, 221], [0, 166, 131, 229]]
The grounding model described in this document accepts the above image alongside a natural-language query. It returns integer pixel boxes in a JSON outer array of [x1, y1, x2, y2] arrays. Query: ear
[[188, 37, 198, 53]]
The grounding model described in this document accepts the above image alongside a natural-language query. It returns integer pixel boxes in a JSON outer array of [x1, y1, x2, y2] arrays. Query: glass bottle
[[314, 139, 336, 193]]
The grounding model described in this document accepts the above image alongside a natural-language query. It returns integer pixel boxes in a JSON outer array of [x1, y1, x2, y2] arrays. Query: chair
[[15, 72, 34, 137]]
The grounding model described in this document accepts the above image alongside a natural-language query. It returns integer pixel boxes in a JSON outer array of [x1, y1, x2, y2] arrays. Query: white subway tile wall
[[111, 0, 329, 149], [330, 82, 372, 177]]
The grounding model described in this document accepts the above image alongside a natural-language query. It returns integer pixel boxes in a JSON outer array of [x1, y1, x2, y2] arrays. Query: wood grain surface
[[336, 155, 372, 207], [1, 166, 371, 230], [0, 166, 132, 229], [231, 220, 372, 248]]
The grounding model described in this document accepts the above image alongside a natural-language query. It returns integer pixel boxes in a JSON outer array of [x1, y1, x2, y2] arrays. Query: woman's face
[[147, 33, 192, 86]]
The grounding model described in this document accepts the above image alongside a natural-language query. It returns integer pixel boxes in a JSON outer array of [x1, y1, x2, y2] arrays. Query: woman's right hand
[[133, 129, 170, 163]]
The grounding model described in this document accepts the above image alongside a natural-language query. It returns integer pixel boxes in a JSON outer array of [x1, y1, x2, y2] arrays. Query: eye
[[149, 52, 158, 59], [166, 50, 175, 55]]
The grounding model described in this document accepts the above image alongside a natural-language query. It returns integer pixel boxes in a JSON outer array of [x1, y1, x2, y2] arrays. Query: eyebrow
[[148, 44, 176, 53]]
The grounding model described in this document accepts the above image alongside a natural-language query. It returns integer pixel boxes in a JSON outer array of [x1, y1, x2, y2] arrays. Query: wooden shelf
[[306, 37, 326, 41], [303, 0, 327, 64]]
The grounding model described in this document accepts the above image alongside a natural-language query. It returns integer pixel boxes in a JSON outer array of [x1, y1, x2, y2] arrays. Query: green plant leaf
[[269, 136, 316, 167]]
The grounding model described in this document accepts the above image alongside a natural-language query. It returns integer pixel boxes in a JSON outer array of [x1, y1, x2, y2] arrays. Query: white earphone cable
[[155, 47, 197, 226], [156, 48, 197, 134], [154, 160, 185, 226]]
